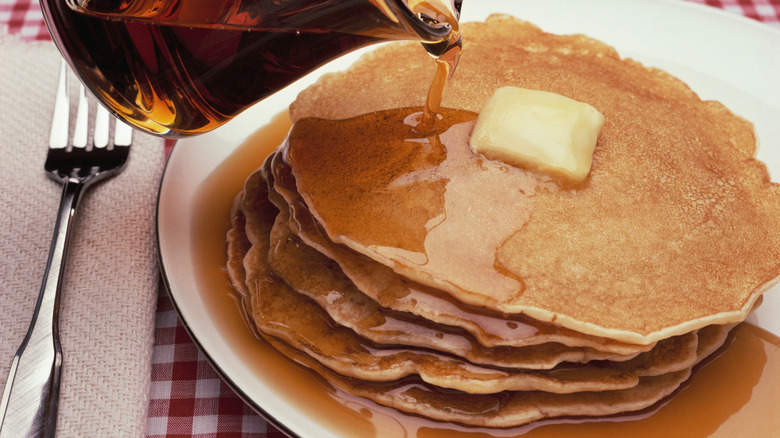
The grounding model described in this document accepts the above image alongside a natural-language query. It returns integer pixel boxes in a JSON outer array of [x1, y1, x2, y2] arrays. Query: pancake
[[283, 15, 780, 344], [243, 174, 734, 379], [266, 206, 662, 369], [227, 176, 732, 424], [263, 334, 695, 429], [268, 151, 653, 356], [228, 195, 732, 420], [235, 172, 645, 394], [231, 167, 732, 393]]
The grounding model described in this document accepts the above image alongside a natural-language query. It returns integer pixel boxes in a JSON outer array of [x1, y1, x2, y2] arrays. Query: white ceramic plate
[[157, 1, 780, 436]]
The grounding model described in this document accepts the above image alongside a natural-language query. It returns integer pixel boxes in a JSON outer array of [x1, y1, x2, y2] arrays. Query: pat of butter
[[470, 87, 604, 183]]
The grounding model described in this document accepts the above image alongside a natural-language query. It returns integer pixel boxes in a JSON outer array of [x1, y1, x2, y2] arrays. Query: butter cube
[[470, 87, 604, 183]]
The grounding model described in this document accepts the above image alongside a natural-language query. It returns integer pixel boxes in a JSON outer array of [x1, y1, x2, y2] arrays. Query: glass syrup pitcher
[[40, 0, 461, 137]]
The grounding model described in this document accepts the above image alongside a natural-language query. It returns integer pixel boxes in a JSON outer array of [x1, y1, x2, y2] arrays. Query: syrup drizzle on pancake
[[285, 108, 559, 307]]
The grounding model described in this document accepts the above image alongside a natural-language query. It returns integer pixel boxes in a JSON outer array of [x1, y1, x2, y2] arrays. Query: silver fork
[[0, 61, 132, 438]]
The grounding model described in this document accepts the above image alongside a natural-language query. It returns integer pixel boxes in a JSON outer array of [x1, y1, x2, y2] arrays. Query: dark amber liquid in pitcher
[[41, 0, 458, 137]]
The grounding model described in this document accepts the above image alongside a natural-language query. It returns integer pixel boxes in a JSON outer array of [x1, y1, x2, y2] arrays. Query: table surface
[[2, 0, 779, 437]]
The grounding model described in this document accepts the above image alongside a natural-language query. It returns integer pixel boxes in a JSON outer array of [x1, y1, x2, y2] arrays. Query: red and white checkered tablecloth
[[146, 296, 282, 438], [2, 1, 779, 437]]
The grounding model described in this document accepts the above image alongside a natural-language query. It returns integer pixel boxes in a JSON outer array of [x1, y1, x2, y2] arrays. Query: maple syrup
[[414, 2, 461, 130], [43, 0, 460, 137], [188, 111, 780, 437]]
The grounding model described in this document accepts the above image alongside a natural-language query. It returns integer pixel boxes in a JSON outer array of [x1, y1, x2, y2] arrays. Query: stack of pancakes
[[225, 15, 780, 427]]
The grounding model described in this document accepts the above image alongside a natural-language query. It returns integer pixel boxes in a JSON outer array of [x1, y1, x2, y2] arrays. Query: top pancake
[[284, 15, 780, 343]]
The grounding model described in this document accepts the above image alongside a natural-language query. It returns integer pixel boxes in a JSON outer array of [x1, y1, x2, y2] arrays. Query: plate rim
[[154, 156, 303, 438]]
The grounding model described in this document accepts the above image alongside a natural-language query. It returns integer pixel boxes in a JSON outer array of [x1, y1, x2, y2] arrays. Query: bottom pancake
[[263, 334, 692, 429]]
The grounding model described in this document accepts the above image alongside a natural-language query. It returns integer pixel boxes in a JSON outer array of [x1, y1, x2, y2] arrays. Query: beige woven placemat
[[0, 34, 166, 437]]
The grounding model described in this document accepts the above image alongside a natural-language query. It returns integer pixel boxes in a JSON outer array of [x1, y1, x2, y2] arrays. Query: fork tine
[[93, 105, 110, 149], [72, 84, 89, 149], [113, 118, 133, 147], [48, 61, 70, 150]]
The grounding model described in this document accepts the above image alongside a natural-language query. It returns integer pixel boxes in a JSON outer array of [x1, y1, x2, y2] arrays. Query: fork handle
[[0, 179, 87, 438]]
